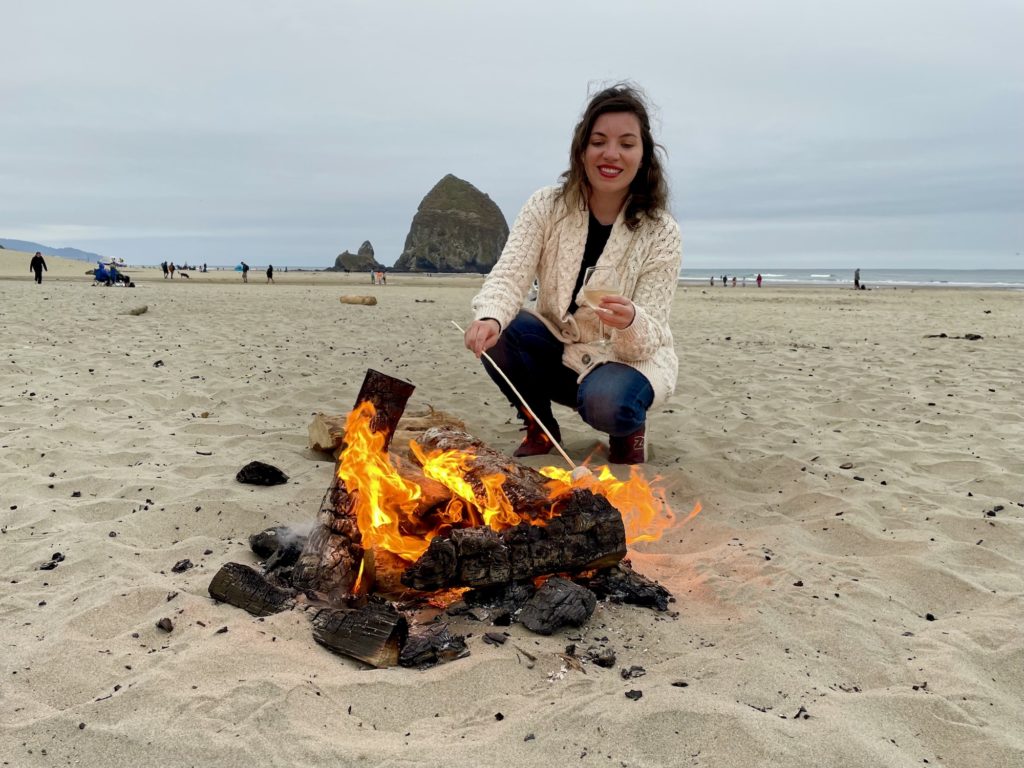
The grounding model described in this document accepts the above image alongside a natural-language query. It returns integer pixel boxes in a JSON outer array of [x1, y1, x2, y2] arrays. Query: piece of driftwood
[[401, 488, 627, 591], [292, 370, 416, 600], [398, 623, 470, 668], [309, 405, 465, 457], [308, 413, 349, 454], [208, 562, 296, 616], [412, 426, 553, 520], [339, 295, 377, 306], [575, 560, 672, 611], [310, 599, 408, 668], [519, 576, 597, 635]]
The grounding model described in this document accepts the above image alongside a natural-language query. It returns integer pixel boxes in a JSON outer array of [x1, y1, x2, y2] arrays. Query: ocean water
[[680, 269, 1024, 289]]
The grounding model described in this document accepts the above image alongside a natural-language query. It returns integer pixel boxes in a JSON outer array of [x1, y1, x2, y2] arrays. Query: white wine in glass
[[582, 265, 621, 346]]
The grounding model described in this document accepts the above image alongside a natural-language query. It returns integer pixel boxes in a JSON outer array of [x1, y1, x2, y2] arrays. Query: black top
[[569, 211, 614, 313]]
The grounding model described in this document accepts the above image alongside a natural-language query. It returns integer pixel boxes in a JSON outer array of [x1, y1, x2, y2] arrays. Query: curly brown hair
[[558, 83, 668, 230]]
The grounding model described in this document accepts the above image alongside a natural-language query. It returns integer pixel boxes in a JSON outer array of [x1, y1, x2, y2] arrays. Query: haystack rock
[[393, 175, 509, 273], [330, 241, 384, 272]]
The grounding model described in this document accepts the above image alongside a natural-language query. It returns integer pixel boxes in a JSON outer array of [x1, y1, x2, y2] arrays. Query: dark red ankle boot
[[513, 418, 560, 458], [608, 425, 647, 464]]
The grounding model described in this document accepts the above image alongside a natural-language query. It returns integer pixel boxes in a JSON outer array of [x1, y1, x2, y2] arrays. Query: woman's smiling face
[[583, 111, 644, 203]]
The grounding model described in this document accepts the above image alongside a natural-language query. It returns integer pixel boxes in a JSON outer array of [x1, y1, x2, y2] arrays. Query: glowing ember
[[338, 401, 688, 567]]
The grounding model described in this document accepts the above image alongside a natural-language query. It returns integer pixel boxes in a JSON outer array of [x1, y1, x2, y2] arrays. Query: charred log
[[290, 476, 363, 601], [398, 623, 470, 668], [519, 577, 597, 635], [453, 581, 537, 625], [575, 560, 672, 611], [401, 489, 627, 591], [413, 426, 555, 520], [208, 562, 296, 617], [249, 526, 292, 559], [310, 599, 408, 668], [236, 461, 288, 486], [355, 369, 416, 451]]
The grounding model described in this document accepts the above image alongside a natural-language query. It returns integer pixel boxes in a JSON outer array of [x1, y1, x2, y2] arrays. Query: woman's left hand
[[595, 295, 636, 330]]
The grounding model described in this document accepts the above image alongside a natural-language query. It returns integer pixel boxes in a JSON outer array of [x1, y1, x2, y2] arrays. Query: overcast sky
[[3, 0, 1021, 269]]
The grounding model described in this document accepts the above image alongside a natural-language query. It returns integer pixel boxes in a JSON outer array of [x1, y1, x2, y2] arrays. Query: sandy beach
[[2, 249, 1022, 767]]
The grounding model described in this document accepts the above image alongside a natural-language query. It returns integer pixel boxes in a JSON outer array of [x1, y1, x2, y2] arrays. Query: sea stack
[[393, 175, 509, 273], [330, 241, 384, 272]]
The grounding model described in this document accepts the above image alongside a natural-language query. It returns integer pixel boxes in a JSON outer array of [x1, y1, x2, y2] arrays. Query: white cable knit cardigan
[[472, 186, 683, 406]]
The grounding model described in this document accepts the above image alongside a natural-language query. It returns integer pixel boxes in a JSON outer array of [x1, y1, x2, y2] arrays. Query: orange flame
[[540, 464, 686, 545], [337, 401, 690, 570]]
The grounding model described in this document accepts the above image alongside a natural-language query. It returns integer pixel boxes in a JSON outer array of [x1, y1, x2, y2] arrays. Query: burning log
[[290, 476, 363, 600], [401, 488, 627, 591], [310, 599, 408, 668], [413, 426, 554, 520], [291, 369, 417, 600], [208, 562, 296, 616], [355, 368, 416, 451], [309, 406, 466, 457]]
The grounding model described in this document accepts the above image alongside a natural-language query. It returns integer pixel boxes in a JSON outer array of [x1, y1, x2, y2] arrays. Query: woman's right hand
[[464, 318, 501, 358]]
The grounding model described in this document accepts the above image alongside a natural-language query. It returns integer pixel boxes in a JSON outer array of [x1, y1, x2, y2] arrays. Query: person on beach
[[756, 273, 762, 287], [266, 264, 274, 284], [463, 83, 682, 465], [854, 268, 861, 290], [241, 261, 249, 283], [30, 251, 48, 284], [168, 262, 175, 279], [161, 261, 169, 279]]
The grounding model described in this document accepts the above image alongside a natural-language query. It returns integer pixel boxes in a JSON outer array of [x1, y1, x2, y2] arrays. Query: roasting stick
[[451, 320, 593, 481]]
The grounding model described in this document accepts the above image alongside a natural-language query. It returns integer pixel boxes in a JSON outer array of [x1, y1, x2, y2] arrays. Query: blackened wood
[[400, 489, 627, 591], [413, 426, 553, 519], [248, 525, 307, 575], [575, 560, 672, 611], [249, 526, 291, 559], [236, 461, 289, 486], [456, 581, 537, 625], [290, 475, 364, 601], [355, 369, 416, 451], [519, 577, 597, 635], [309, 599, 408, 668], [399, 623, 470, 668], [208, 562, 296, 616]]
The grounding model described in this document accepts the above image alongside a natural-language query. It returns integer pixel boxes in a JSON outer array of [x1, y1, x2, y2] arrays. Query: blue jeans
[[482, 311, 654, 437]]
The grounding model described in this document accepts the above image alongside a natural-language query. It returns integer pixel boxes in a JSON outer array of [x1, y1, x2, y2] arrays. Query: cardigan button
[[581, 354, 591, 365]]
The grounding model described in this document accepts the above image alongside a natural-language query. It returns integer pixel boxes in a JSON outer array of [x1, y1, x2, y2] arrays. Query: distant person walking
[[161, 261, 169, 278], [241, 261, 249, 283], [854, 268, 861, 290], [30, 251, 47, 284], [756, 273, 762, 288], [266, 264, 274, 283], [168, 262, 175, 279]]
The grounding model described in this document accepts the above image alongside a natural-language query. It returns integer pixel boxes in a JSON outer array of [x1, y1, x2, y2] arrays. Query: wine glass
[[581, 266, 621, 346]]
